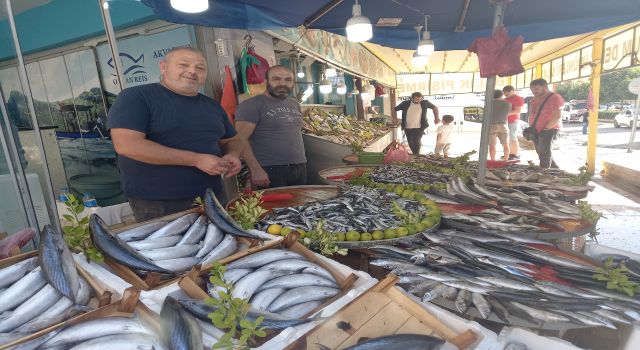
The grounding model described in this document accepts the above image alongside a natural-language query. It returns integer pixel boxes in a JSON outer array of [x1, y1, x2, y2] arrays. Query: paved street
[[411, 120, 640, 253]]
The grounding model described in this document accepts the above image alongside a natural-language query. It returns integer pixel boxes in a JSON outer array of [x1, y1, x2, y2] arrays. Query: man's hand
[[434, 118, 441, 124], [194, 154, 230, 175], [222, 154, 242, 177], [250, 167, 270, 188]]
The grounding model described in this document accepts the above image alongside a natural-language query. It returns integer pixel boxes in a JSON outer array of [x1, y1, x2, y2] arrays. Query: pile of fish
[[316, 334, 446, 350], [0, 226, 91, 345], [208, 249, 341, 319], [370, 165, 452, 184], [370, 230, 640, 329], [89, 189, 263, 275], [303, 108, 388, 146], [259, 186, 423, 233]]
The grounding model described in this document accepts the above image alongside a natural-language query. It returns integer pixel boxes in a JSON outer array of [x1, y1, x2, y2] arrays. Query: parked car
[[561, 100, 588, 122], [614, 109, 637, 128]]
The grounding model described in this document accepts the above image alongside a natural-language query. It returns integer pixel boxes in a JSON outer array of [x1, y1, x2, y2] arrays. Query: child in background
[[435, 115, 455, 158]]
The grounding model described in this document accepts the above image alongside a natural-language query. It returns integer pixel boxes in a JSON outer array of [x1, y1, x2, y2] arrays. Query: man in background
[[503, 85, 524, 159], [528, 79, 564, 168], [490, 90, 512, 161], [394, 92, 440, 156]]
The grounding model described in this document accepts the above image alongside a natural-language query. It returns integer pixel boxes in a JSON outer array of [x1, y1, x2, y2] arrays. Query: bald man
[[107, 47, 243, 221], [235, 65, 307, 188]]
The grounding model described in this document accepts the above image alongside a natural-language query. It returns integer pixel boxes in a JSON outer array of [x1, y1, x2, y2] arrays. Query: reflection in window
[[0, 67, 32, 129]]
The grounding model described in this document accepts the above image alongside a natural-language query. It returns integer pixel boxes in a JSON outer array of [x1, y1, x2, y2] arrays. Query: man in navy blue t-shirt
[[107, 47, 243, 221]]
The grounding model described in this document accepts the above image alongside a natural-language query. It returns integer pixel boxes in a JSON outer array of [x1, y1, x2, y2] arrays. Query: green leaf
[[239, 333, 250, 345], [239, 319, 253, 329], [254, 329, 267, 338]]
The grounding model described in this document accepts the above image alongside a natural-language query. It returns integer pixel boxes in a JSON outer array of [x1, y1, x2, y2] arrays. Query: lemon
[[267, 224, 283, 235], [385, 184, 395, 192], [395, 187, 405, 195], [422, 184, 431, 191], [383, 228, 397, 239], [401, 190, 413, 199], [360, 232, 372, 241], [280, 227, 293, 236], [414, 222, 427, 232], [372, 230, 385, 240], [421, 218, 438, 228], [335, 232, 346, 241], [405, 225, 417, 235], [396, 227, 409, 237], [346, 231, 361, 241]]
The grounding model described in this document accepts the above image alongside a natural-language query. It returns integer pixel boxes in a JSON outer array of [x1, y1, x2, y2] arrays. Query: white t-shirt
[[405, 102, 422, 129], [436, 124, 454, 144]]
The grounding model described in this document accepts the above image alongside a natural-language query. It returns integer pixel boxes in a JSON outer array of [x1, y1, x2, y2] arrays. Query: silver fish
[[407, 280, 439, 295], [268, 286, 340, 313], [593, 309, 632, 325], [554, 310, 610, 327], [39, 225, 80, 303], [278, 300, 323, 319], [67, 333, 166, 350], [258, 273, 337, 291], [160, 296, 202, 350], [524, 249, 596, 270], [471, 292, 491, 319], [117, 221, 168, 241], [138, 243, 201, 261], [0, 284, 61, 332], [41, 316, 154, 348], [0, 267, 46, 313], [257, 259, 335, 281], [421, 284, 448, 302], [511, 302, 570, 323], [440, 280, 495, 294], [454, 289, 472, 314], [177, 215, 208, 245], [578, 311, 617, 329], [226, 249, 305, 270], [154, 257, 200, 272], [0, 257, 38, 288], [475, 276, 537, 292], [200, 234, 238, 267], [442, 286, 459, 300], [250, 287, 287, 311], [195, 224, 224, 258], [127, 236, 182, 250], [146, 213, 199, 240], [232, 270, 291, 300]]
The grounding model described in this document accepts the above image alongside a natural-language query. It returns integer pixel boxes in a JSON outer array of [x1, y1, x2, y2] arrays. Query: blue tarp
[[141, 0, 640, 50]]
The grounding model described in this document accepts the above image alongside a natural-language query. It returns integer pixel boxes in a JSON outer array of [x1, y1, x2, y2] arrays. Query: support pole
[[477, 0, 508, 186], [99, 0, 125, 92], [586, 38, 603, 171], [628, 92, 640, 153]]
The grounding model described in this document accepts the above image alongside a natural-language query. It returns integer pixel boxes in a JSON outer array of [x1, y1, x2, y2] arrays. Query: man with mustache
[[235, 65, 306, 188], [107, 47, 243, 221]]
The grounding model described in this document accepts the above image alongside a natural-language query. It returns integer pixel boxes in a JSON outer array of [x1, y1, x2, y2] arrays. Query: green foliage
[[599, 67, 640, 105], [302, 220, 348, 257], [577, 200, 604, 224], [207, 263, 266, 349], [555, 79, 590, 101], [347, 172, 374, 187], [229, 192, 268, 230], [593, 258, 640, 297], [391, 201, 424, 226], [61, 194, 103, 263], [597, 111, 619, 120], [350, 141, 364, 153], [564, 165, 594, 186], [193, 196, 204, 208]]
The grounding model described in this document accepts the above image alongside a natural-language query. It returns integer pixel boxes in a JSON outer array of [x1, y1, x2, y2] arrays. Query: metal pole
[[627, 93, 640, 152], [477, 0, 508, 185], [98, 0, 125, 91], [586, 38, 603, 171], [5, 0, 61, 234]]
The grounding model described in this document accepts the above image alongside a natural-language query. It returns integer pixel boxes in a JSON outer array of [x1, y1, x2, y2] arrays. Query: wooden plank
[[336, 302, 412, 349], [395, 317, 437, 336], [302, 292, 392, 350]]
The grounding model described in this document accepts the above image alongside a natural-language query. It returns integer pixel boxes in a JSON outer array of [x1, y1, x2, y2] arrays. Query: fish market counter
[[303, 129, 395, 185]]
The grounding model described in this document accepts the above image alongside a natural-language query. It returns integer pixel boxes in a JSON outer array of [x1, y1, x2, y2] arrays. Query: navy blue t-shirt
[[107, 83, 236, 200]]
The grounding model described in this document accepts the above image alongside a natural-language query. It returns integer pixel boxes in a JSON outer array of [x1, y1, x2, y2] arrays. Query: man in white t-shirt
[[394, 92, 439, 156], [435, 115, 454, 157]]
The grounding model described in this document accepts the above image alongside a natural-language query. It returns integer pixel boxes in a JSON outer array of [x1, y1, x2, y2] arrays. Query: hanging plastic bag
[[245, 49, 269, 84], [384, 140, 411, 163]]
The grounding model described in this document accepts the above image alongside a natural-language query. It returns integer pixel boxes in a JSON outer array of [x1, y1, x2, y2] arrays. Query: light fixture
[[417, 15, 435, 56], [325, 67, 337, 78], [296, 51, 305, 78], [346, 0, 373, 42], [412, 52, 428, 67], [349, 89, 360, 95], [170, 0, 209, 13], [337, 83, 347, 94], [360, 91, 370, 100], [319, 74, 332, 94], [102, 0, 109, 10]]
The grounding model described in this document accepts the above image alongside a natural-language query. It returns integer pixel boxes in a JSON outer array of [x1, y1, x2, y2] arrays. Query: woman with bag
[[527, 79, 565, 168]]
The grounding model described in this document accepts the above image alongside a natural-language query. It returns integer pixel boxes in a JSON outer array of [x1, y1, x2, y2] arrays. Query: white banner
[[580, 46, 592, 78], [431, 73, 474, 95], [542, 62, 551, 82], [96, 27, 193, 95], [551, 58, 563, 83], [562, 51, 581, 80], [396, 74, 430, 98], [603, 28, 634, 71]]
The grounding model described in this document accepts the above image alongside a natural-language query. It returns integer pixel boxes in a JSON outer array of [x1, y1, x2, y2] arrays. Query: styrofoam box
[[583, 241, 640, 262], [73, 252, 132, 300], [403, 289, 498, 350], [491, 327, 584, 350]]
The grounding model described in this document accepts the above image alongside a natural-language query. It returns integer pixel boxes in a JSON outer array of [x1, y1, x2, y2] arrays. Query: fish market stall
[[302, 107, 394, 184]]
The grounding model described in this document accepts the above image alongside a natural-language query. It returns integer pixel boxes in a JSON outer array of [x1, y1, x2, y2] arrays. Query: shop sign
[[551, 58, 563, 83], [396, 74, 430, 97], [580, 46, 592, 78], [431, 73, 474, 95], [472, 73, 510, 93], [562, 50, 581, 80], [96, 27, 193, 95], [541, 62, 551, 82], [603, 28, 635, 71]]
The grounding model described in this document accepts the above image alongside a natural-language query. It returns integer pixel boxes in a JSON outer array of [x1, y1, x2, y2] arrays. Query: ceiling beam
[[303, 0, 344, 28], [455, 0, 471, 32]]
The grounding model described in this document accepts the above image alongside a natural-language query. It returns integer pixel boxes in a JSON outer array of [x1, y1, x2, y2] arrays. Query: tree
[[556, 79, 589, 101], [599, 67, 640, 105]]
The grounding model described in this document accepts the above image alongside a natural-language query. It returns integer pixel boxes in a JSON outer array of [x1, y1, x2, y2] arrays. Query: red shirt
[[528, 93, 565, 132], [504, 95, 524, 123], [467, 26, 525, 78]]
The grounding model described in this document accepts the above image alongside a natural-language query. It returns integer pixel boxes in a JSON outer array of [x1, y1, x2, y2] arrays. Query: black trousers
[[128, 197, 195, 222], [404, 128, 424, 155], [260, 163, 307, 189], [533, 129, 559, 169]]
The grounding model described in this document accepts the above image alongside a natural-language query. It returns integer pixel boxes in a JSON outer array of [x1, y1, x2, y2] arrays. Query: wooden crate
[[0, 255, 123, 350], [178, 234, 360, 340], [285, 275, 478, 350], [106, 208, 280, 290]]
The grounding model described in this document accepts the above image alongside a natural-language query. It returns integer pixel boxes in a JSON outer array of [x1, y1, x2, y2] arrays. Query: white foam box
[[491, 327, 584, 350]]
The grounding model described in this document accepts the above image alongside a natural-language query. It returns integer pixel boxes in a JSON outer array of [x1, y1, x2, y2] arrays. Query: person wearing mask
[[235, 66, 306, 188], [528, 79, 565, 168], [502, 85, 524, 159], [394, 92, 440, 156], [108, 47, 243, 222], [490, 90, 512, 161]]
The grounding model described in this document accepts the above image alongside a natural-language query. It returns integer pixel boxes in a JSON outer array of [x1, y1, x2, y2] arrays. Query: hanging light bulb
[[412, 52, 429, 67], [346, 0, 373, 42], [325, 67, 337, 78], [296, 51, 305, 78], [337, 83, 347, 94], [170, 0, 209, 13], [417, 15, 435, 56], [349, 88, 360, 95], [319, 73, 332, 94]]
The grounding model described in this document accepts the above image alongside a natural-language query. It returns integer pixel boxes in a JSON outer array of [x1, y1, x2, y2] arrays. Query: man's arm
[[219, 136, 244, 177], [111, 128, 229, 176], [234, 121, 270, 187], [432, 106, 440, 124], [546, 109, 562, 129]]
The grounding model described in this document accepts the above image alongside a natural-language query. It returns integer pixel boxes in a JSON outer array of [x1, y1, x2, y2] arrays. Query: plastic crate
[[357, 152, 385, 164]]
